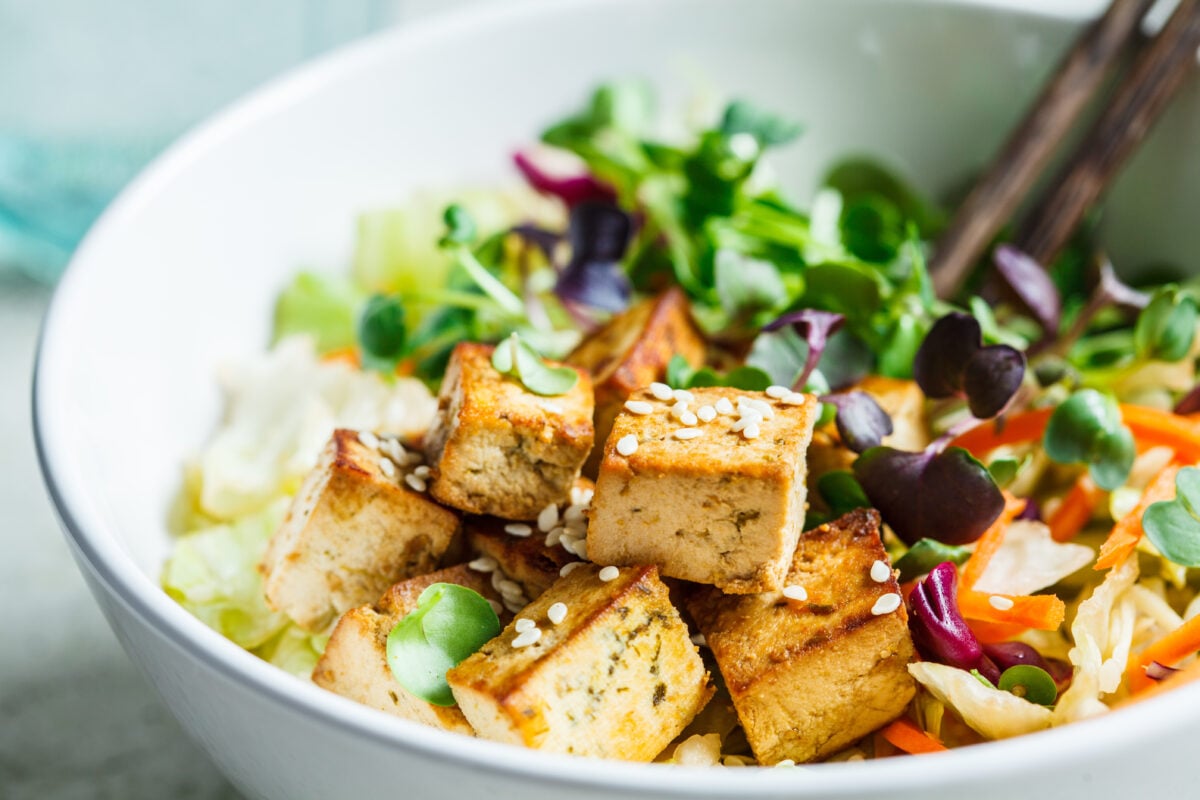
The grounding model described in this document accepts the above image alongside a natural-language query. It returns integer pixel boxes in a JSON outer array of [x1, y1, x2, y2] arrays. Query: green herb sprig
[[491, 333, 579, 396]]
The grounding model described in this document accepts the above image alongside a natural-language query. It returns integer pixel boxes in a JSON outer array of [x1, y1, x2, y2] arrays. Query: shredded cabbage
[[194, 336, 436, 520], [908, 661, 1053, 739], [972, 520, 1094, 596]]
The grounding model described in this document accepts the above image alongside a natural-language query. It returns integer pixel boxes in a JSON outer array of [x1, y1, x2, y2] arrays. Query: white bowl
[[34, 1, 1200, 798]]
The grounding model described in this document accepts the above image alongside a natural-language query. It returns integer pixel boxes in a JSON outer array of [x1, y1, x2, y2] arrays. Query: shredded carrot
[[948, 404, 1200, 464], [1126, 614, 1200, 694], [959, 492, 1026, 590], [1047, 474, 1103, 542], [957, 590, 1066, 631], [1117, 658, 1200, 708], [1094, 462, 1181, 571], [880, 718, 947, 754], [322, 347, 361, 368], [967, 619, 1030, 644]]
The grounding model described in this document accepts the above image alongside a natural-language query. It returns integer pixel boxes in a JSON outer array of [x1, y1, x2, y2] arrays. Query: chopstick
[[1016, 0, 1200, 266], [930, 0, 1200, 298]]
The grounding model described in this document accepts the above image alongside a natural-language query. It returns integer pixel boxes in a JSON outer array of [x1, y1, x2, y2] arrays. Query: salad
[[163, 80, 1200, 765]]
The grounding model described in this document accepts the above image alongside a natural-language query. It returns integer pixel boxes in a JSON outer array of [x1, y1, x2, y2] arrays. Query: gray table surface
[[0, 275, 240, 800]]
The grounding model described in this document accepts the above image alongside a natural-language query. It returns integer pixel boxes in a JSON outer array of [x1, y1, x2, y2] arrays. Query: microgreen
[[854, 445, 1005, 545], [438, 205, 525, 318], [491, 333, 579, 396], [1142, 466, 1200, 567], [386, 583, 501, 706], [554, 201, 634, 313], [913, 312, 1026, 419], [893, 539, 972, 583], [713, 249, 787, 326], [992, 245, 1062, 335], [719, 100, 803, 147], [664, 354, 772, 392], [1042, 389, 1134, 491], [907, 562, 994, 681], [1134, 285, 1198, 362], [816, 471, 871, 518], [512, 151, 616, 208], [762, 309, 846, 390], [357, 294, 407, 373], [987, 455, 1026, 488], [998, 665, 1057, 706], [820, 391, 893, 453]]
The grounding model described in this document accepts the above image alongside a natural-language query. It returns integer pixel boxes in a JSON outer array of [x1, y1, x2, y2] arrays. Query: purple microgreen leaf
[[1016, 497, 1042, 521], [993, 245, 1062, 334], [853, 446, 1005, 545], [820, 391, 894, 453], [1175, 383, 1200, 415], [1097, 257, 1150, 311], [509, 224, 562, 262], [962, 344, 1026, 418], [762, 309, 845, 390], [1145, 661, 1181, 682], [513, 151, 616, 208], [914, 312, 1025, 419], [553, 201, 633, 314], [908, 562, 994, 680], [913, 312, 980, 398]]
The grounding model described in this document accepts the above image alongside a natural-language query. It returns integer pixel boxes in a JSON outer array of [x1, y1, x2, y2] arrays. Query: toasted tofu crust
[[446, 565, 713, 760], [313, 565, 510, 733], [687, 509, 916, 764], [588, 387, 819, 593], [261, 429, 460, 631], [567, 288, 706, 475], [464, 518, 581, 600], [425, 342, 594, 520]]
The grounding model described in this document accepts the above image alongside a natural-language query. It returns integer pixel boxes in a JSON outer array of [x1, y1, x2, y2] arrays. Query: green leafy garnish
[[491, 333, 579, 396], [1043, 389, 1135, 491], [987, 456, 1026, 488], [998, 665, 1058, 706], [357, 294, 407, 373], [438, 205, 525, 317], [664, 354, 772, 391], [719, 100, 803, 147], [1134, 285, 1197, 362], [816, 470, 871, 517], [272, 271, 364, 354], [893, 538, 972, 582], [386, 583, 501, 707], [1142, 466, 1200, 567]]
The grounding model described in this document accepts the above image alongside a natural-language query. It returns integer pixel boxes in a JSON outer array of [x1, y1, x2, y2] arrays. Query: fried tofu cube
[[424, 342, 594, 520], [687, 509, 916, 764], [446, 564, 712, 760], [464, 519, 581, 602], [588, 387, 819, 594], [261, 429, 459, 631], [312, 564, 510, 733], [567, 288, 707, 475]]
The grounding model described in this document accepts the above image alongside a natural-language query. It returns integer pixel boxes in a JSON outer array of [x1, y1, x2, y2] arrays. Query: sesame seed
[[739, 397, 775, 419], [616, 434, 639, 456], [690, 633, 707, 647], [624, 399, 654, 415], [989, 595, 1015, 611], [670, 400, 692, 421], [541, 401, 564, 415], [357, 431, 380, 450], [486, 599, 503, 615], [404, 473, 427, 492], [681, 410, 699, 426], [413, 465, 431, 479], [765, 385, 791, 399], [548, 602, 568, 625], [512, 628, 542, 648], [560, 561, 584, 577], [782, 585, 808, 601], [564, 503, 587, 523], [379, 456, 397, 478], [775, 759, 796, 767], [578, 488, 594, 504], [650, 382, 674, 401], [673, 389, 695, 403], [742, 423, 761, 440], [673, 428, 702, 440], [503, 598, 525, 614], [781, 392, 807, 405], [730, 417, 753, 433], [870, 560, 891, 583], [515, 618, 536, 633], [697, 405, 717, 423], [715, 397, 735, 415], [380, 438, 406, 463], [504, 523, 533, 538], [545, 527, 564, 547], [598, 566, 620, 582], [468, 556, 498, 573], [871, 593, 902, 615], [537, 503, 560, 532]]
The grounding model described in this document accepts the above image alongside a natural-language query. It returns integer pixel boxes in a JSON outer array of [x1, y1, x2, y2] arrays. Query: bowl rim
[[32, 0, 1200, 793]]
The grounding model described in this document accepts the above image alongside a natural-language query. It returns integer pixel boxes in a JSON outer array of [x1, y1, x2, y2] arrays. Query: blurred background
[[0, 3, 479, 799]]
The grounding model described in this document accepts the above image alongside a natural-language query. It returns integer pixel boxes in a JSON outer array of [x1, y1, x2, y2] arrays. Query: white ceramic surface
[[34, 1, 1200, 798]]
